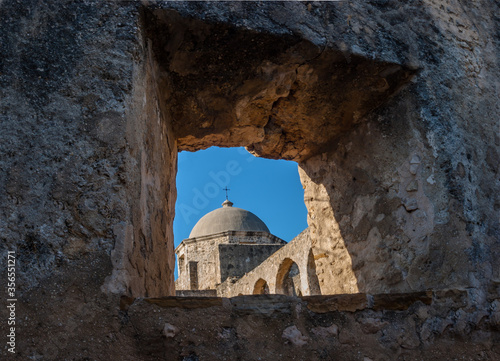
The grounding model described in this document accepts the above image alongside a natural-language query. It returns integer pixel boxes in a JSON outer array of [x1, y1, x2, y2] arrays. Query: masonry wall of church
[[217, 229, 318, 297], [176, 231, 286, 290], [176, 235, 228, 290], [226, 231, 286, 245], [219, 243, 285, 283]]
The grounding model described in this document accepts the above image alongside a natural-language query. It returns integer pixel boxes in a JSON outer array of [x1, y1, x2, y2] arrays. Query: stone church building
[[175, 198, 286, 295], [175, 198, 312, 297]]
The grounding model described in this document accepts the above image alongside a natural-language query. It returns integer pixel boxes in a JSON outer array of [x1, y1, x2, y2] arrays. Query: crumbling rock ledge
[[134, 290, 433, 314], [144, 8, 416, 162]]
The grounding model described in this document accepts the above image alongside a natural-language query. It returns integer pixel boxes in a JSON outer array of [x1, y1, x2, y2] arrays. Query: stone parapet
[[119, 288, 500, 360]]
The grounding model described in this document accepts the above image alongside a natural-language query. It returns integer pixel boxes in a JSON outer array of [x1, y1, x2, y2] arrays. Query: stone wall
[[104, 4, 177, 298], [332, 0, 499, 294], [296, 0, 500, 294], [217, 229, 322, 297], [0, 0, 498, 359], [3, 0, 497, 300], [154, 0, 499, 297], [130, 289, 499, 361], [175, 234, 225, 290], [219, 243, 285, 283], [13, 289, 497, 361], [0, 0, 177, 300], [0, 0, 178, 299]]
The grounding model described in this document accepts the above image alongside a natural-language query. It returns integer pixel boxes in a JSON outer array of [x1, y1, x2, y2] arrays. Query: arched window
[[276, 258, 301, 296], [253, 278, 269, 294]]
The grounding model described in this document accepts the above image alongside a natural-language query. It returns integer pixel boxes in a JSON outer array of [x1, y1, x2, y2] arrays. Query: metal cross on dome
[[223, 186, 230, 200]]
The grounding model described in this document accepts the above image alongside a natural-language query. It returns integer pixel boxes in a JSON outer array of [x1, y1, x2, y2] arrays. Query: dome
[[189, 200, 270, 238]]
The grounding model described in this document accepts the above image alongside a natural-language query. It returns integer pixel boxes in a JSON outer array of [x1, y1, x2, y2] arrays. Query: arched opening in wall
[[138, 7, 416, 298], [276, 258, 302, 297], [173, 147, 308, 296], [253, 279, 269, 295]]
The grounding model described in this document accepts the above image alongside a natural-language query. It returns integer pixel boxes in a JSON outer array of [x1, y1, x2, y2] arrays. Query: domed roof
[[189, 199, 270, 238]]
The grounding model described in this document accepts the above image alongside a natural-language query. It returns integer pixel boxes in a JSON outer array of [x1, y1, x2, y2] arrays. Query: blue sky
[[173, 146, 308, 278]]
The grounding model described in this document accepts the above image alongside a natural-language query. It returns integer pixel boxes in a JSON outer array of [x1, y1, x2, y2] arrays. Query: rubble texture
[[7, 287, 500, 360], [0, 0, 498, 359]]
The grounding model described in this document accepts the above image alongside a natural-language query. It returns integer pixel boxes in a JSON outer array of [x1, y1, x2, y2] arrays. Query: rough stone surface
[[0, 0, 499, 359], [5, 290, 496, 360], [0, 0, 175, 298], [149, 5, 415, 162]]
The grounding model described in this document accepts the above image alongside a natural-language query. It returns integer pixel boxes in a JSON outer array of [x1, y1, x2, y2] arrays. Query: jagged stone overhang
[[142, 8, 416, 162]]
